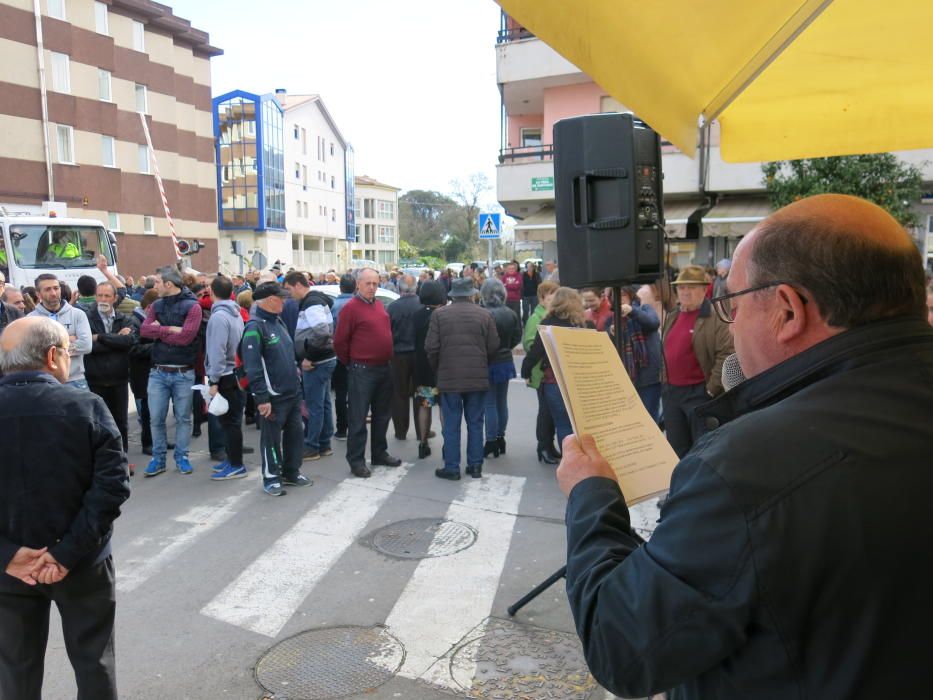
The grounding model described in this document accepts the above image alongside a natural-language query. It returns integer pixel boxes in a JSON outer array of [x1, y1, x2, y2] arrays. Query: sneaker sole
[[212, 472, 247, 481], [263, 489, 285, 497], [303, 454, 321, 461], [143, 467, 166, 478], [319, 450, 334, 457]]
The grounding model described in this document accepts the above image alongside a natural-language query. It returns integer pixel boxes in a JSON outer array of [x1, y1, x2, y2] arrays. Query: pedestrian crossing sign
[[478, 212, 501, 239]]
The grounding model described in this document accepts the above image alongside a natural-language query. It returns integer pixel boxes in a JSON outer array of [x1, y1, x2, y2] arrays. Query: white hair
[[0, 317, 67, 373]]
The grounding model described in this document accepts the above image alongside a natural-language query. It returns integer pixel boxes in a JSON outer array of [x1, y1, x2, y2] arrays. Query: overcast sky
[[167, 0, 503, 206]]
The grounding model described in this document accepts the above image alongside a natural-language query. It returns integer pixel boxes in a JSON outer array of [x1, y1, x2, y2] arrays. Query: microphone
[[722, 353, 746, 391]]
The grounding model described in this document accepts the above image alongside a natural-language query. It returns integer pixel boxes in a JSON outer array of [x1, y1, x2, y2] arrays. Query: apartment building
[[496, 13, 933, 269], [0, 0, 222, 275], [353, 176, 399, 269], [279, 91, 350, 273]]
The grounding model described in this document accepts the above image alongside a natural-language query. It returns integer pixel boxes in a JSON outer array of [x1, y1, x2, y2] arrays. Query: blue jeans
[[484, 381, 510, 441], [147, 368, 194, 463], [302, 359, 335, 452], [637, 383, 662, 423], [440, 391, 486, 471], [542, 382, 573, 450]]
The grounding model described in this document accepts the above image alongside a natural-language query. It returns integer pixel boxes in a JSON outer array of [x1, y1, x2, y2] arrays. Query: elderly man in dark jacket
[[387, 274, 423, 441], [425, 277, 499, 480], [0, 316, 130, 700], [85, 281, 138, 454], [556, 194, 933, 699]]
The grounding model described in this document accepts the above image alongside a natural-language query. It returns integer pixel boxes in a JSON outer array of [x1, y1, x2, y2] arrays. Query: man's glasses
[[711, 281, 807, 324]]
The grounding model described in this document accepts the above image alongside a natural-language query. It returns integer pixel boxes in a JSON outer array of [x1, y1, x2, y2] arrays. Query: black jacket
[[0, 372, 130, 585], [425, 299, 499, 393], [128, 307, 153, 396], [412, 306, 437, 388], [486, 304, 522, 364], [387, 293, 423, 354], [296, 290, 335, 363], [0, 301, 22, 335], [242, 306, 299, 403], [84, 307, 138, 386], [564, 317, 933, 699]]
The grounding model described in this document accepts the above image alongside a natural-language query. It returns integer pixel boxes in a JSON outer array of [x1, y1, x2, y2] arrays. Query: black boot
[[418, 442, 431, 459], [483, 440, 500, 458], [536, 447, 559, 465], [496, 436, 506, 455]]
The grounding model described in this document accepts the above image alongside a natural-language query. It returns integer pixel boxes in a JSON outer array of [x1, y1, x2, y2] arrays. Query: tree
[[398, 190, 460, 253], [398, 238, 420, 261], [448, 172, 492, 259], [762, 154, 924, 228]]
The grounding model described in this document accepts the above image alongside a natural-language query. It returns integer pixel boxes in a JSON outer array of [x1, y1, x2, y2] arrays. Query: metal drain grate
[[448, 618, 597, 699], [254, 625, 404, 700], [369, 518, 477, 559]]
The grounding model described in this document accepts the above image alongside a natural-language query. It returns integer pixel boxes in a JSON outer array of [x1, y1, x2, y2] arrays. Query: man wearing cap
[[660, 265, 734, 458], [425, 277, 499, 480], [333, 268, 401, 478], [140, 265, 202, 476], [242, 281, 311, 496]]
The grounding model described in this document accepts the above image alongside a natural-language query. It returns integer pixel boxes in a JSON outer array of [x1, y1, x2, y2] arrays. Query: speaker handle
[[573, 168, 630, 230]]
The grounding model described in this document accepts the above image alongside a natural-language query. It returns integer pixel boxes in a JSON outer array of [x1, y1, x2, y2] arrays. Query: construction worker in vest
[[0, 241, 8, 270], [49, 231, 80, 259]]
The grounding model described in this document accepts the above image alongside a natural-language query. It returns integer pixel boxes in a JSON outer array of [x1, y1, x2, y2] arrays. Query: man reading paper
[[557, 194, 933, 699]]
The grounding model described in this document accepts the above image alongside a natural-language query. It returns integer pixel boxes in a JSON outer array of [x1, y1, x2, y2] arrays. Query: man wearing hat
[[241, 281, 311, 496], [425, 277, 499, 480], [660, 265, 734, 457], [140, 265, 203, 476]]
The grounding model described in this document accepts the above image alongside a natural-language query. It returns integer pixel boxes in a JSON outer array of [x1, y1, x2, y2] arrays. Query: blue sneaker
[[212, 460, 229, 473], [212, 464, 247, 481], [143, 459, 166, 477], [283, 473, 312, 487], [176, 458, 194, 475], [263, 481, 284, 497]]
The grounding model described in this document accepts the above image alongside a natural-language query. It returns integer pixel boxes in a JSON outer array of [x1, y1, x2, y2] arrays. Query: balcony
[[498, 145, 553, 164], [497, 27, 535, 43], [497, 148, 556, 215]]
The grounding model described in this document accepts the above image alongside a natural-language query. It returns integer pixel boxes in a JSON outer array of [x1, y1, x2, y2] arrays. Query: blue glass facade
[[213, 90, 285, 231], [345, 145, 356, 241]]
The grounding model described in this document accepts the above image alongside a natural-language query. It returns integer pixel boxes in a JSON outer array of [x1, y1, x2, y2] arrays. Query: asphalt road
[[40, 375, 661, 700]]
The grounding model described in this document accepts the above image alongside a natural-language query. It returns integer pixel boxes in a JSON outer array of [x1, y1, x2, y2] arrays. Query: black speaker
[[553, 113, 664, 288]]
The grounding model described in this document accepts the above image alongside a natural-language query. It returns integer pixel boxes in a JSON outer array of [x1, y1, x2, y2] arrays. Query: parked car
[[313, 284, 399, 308], [445, 262, 466, 275]]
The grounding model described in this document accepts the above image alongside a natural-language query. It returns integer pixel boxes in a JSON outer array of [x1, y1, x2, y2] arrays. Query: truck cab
[[0, 214, 119, 290]]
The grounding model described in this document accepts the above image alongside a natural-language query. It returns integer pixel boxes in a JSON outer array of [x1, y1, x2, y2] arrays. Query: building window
[[294, 162, 300, 179], [302, 165, 307, 187], [101, 135, 115, 167], [331, 175, 335, 189], [303, 202, 308, 218], [354, 198, 361, 219], [378, 250, 395, 266], [363, 199, 374, 218], [143, 215, 154, 235], [296, 200, 302, 218], [94, 1, 108, 34], [293, 125, 299, 139], [330, 142, 335, 156], [331, 209, 336, 222], [132, 20, 145, 52], [377, 199, 395, 220], [323, 206, 327, 216], [47, 0, 66, 20], [55, 124, 74, 164], [301, 128, 307, 155], [378, 226, 395, 244], [135, 84, 148, 113], [107, 212, 121, 231], [138, 144, 150, 174], [51, 52, 70, 93], [98, 69, 111, 101]]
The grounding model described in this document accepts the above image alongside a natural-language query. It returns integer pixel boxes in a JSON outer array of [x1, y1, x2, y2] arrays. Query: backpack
[[233, 333, 250, 390], [294, 303, 334, 361]]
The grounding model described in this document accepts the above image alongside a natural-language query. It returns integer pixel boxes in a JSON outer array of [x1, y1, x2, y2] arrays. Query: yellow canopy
[[495, 0, 933, 162]]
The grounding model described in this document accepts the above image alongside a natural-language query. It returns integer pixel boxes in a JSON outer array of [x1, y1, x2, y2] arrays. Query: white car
[[312, 284, 399, 308], [445, 262, 466, 275]]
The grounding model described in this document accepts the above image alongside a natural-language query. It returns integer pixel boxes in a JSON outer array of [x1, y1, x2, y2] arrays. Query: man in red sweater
[[333, 268, 401, 478], [501, 262, 523, 319]]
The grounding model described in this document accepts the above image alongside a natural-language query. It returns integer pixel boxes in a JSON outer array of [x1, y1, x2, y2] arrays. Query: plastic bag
[[208, 392, 229, 416]]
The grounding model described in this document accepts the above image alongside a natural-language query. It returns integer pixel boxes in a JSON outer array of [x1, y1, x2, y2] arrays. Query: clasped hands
[[556, 434, 618, 496], [5, 547, 69, 586]]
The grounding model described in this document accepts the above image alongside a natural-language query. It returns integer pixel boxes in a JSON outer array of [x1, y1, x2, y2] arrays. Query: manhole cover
[[370, 518, 477, 559], [255, 625, 404, 700], [448, 618, 597, 699]]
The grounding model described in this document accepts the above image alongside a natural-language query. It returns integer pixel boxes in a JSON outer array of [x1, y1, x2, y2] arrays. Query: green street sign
[[531, 176, 554, 191]]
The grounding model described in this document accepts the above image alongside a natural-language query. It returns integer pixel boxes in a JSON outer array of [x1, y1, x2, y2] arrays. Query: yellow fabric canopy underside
[[496, 0, 933, 162]]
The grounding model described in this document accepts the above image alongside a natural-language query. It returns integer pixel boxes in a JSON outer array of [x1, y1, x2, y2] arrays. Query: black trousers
[[216, 374, 245, 466], [536, 385, 556, 452], [0, 556, 117, 700], [522, 295, 538, 325], [661, 382, 710, 458], [259, 392, 304, 485], [506, 300, 521, 320], [89, 382, 129, 452], [332, 361, 349, 434], [390, 352, 420, 440], [346, 364, 392, 467], [137, 393, 152, 449]]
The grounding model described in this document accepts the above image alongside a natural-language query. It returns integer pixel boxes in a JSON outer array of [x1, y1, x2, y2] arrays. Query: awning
[[662, 199, 704, 239], [702, 197, 773, 238], [496, 0, 933, 162], [514, 206, 556, 242]]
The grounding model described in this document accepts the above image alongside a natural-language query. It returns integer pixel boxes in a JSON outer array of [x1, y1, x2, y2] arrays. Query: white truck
[[0, 212, 120, 290]]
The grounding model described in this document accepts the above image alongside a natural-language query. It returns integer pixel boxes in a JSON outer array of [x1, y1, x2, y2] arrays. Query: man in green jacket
[[522, 280, 559, 463]]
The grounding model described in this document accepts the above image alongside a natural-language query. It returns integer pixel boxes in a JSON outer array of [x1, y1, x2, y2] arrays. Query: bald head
[[740, 194, 926, 328], [0, 316, 70, 381]]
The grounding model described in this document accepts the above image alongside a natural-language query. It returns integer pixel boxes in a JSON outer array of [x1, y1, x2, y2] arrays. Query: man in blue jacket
[[242, 282, 311, 496], [556, 194, 933, 699], [0, 316, 130, 699]]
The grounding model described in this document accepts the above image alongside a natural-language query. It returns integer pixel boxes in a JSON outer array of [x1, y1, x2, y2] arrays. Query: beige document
[[540, 325, 678, 504]]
